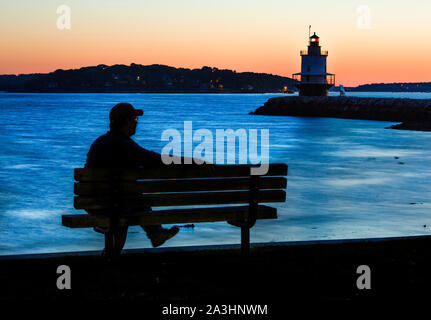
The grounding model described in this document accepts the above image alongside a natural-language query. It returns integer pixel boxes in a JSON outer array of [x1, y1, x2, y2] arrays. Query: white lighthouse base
[[296, 84, 333, 97]]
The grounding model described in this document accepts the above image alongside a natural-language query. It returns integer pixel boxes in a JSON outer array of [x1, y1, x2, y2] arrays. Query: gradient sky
[[1, 0, 430, 86]]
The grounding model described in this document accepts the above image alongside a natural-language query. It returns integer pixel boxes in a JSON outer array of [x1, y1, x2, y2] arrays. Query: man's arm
[[128, 139, 210, 168]]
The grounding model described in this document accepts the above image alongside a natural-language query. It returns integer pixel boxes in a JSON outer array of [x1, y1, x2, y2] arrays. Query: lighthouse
[[292, 32, 335, 96]]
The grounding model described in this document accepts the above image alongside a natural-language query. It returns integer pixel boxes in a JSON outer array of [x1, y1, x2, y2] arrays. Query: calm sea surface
[[1, 92, 431, 255]]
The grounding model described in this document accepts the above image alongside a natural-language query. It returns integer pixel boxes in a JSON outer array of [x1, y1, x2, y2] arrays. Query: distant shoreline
[[0, 64, 297, 93], [4, 90, 431, 94], [3, 63, 431, 94], [0, 90, 290, 94], [4, 89, 431, 94]]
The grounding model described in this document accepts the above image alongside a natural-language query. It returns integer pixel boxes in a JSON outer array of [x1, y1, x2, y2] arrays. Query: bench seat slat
[[74, 163, 288, 181], [74, 190, 286, 210], [74, 177, 287, 195], [62, 205, 277, 228]]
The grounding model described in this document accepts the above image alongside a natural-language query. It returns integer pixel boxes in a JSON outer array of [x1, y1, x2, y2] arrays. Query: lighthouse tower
[[292, 32, 335, 96]]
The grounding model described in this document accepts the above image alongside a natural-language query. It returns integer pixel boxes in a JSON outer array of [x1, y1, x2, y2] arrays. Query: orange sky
[[1, 0, 431, 86]]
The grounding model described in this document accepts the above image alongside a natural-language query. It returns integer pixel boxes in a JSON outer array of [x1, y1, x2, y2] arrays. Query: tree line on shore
[[0, 64, 296, 93]]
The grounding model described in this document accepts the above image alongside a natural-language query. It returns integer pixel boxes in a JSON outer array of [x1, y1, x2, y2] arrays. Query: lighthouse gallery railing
[[292, 74, 335, 86]]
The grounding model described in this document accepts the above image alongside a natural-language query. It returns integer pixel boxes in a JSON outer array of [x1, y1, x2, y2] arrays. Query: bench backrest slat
[[74, 177, 287, 196], [74, 163, 288, 181], [74, 190, 286, 209]]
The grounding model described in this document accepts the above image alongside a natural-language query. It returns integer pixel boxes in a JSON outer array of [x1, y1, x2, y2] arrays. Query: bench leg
[[104, 231, 114, 258], [241, 225, 250, 255]]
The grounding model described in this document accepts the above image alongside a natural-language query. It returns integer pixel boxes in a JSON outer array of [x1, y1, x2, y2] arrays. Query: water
[[1, 92, 431, 255]]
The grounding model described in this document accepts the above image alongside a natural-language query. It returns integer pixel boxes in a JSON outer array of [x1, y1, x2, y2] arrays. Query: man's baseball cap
[[109, 103, 144, 125]]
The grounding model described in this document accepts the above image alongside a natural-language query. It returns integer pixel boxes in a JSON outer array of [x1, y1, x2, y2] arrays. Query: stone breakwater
[[250, 96, 431, 130]]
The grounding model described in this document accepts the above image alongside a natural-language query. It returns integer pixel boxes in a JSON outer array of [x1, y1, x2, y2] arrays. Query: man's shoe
[[149, 226, 179, 248]]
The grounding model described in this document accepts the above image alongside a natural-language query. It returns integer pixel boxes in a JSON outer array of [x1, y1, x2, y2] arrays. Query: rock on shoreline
[[250, 96, 431, 131]]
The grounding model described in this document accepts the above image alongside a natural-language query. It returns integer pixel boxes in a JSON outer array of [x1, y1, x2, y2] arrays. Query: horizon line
[[1, 62, 430, 88]]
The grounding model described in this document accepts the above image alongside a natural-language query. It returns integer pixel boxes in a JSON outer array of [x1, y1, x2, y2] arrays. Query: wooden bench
[[62, 163, 287, 257]]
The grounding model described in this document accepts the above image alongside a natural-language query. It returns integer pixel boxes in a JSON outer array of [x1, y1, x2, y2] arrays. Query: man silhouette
[[85, 103, 210, 255]]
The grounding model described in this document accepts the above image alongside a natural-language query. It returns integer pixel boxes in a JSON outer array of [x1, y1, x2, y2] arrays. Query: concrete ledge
[[2, 234, 431, 261], [1, 235, 431, 301]]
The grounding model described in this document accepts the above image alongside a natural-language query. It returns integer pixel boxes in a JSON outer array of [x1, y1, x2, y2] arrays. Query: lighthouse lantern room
[[293, 32, 335, 96]]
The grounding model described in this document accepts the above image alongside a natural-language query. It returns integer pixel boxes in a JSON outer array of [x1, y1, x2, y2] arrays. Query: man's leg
[[113, 226, 129, 254]]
